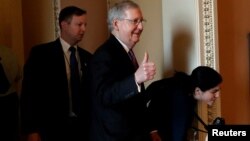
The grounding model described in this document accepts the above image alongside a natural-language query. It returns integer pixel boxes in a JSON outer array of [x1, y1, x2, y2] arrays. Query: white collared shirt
[[60, 37, 82, 81], [60, 37, 81, 117]]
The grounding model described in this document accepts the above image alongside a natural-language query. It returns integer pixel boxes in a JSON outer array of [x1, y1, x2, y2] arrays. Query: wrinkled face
[[113, 8, 144, 49], [194, 85, 221, 106], [61, 14, 87, 45]]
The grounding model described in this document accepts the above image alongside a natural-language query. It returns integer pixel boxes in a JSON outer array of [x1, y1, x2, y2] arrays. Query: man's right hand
[[135, 52, 156, 84]]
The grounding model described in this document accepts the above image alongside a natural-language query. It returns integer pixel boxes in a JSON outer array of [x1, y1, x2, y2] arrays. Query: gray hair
[[107, 0, 140, 31]]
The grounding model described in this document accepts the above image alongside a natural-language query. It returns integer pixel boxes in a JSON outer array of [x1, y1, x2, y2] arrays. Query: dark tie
[[128, 51, 145, 91], [69, 47, 81, 115], [128, 50, 139, 70]]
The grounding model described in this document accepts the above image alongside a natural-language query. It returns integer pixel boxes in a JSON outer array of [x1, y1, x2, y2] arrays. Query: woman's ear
[[194, 87, 202, 100]]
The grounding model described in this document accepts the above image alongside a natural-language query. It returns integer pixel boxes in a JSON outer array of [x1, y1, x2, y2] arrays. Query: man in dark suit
[[20, 6, 92, 141], [89, 1, 156, 141]]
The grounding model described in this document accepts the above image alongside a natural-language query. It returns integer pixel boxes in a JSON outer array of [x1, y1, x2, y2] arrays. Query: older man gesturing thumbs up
[[89, 1, 156, 141]]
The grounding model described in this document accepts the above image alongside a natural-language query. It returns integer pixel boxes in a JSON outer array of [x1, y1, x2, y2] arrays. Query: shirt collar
[[60, 37, 77, 52], [113, 34, 130, 53]]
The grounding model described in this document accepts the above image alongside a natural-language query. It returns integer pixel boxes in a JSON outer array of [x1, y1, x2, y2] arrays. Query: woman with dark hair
[[146, 66, 223, 141]]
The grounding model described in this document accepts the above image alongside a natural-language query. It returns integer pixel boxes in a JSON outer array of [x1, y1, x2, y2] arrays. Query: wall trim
[[53, 0, 60, 38], [198, 0, 219, 140]]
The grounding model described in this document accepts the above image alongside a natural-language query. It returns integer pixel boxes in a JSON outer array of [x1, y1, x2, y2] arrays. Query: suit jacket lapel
[[109, 35, 136, 72]]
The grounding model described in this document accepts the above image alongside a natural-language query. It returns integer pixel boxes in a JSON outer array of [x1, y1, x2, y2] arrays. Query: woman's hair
[[190, 66, 222, 91]]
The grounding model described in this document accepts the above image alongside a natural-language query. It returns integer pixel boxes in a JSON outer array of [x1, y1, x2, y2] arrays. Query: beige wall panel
[[0, 0, 24, 65], [22, 0, 55, 60]]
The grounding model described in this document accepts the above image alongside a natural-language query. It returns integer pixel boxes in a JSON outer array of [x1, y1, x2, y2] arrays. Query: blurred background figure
[[0, 45, 22, 141]]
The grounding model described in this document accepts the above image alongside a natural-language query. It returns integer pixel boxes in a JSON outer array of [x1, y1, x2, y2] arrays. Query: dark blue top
[[146, 72, 196, 141]]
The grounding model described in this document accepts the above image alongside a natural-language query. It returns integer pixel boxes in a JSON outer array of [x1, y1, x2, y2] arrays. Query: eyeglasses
[[120, 18, 146, 26]]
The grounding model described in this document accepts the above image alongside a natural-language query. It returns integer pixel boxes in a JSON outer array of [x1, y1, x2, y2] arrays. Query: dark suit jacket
[[89, 34, 148, 141], [20, 39, 92, 141], [146, 72, 196, 141]]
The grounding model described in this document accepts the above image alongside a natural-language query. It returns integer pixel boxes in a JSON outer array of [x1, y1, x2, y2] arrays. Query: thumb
[[142, 52, 149, 63]]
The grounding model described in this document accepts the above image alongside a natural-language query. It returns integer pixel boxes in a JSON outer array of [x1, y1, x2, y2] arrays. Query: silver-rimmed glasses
[[120, 18, 147, 26]]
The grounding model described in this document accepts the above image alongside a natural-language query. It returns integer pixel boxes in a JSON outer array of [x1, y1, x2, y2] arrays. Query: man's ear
[[113, 19, 119, 31], [61, 21, 68, 29]]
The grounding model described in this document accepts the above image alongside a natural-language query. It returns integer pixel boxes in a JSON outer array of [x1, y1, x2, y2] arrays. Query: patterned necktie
[[128, 50, 139, 70], [69, 47, 81, 116]]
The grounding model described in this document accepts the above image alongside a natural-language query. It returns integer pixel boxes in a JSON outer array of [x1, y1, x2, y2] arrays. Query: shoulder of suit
[[78, 47, 92, 56]]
